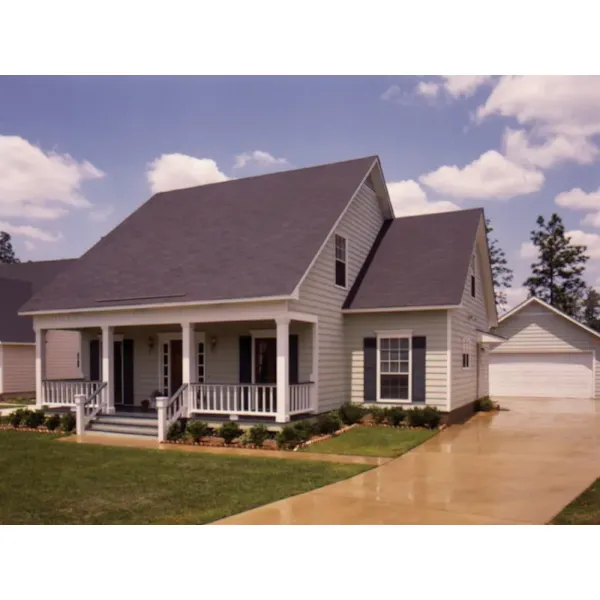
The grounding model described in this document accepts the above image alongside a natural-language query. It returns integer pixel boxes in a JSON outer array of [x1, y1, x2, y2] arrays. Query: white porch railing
[[43, 380, 103, 406], [189, 383, 278, 417], [75, 382, 108, 434], [166, 383, 188, 428], [289, 382, 314, 415]]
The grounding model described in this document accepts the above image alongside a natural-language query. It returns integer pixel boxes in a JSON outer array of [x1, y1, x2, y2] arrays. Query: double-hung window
[[335, 234, 347, 288], [462, 338, 471, 368], [378, 336, 411, 401]]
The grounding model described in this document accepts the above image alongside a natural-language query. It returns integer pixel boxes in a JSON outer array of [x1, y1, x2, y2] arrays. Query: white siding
[[492, 302, 600, 399], [345, 311, 448, 409], [46, 330, 81, 380], [451, 231, 490, 410], [290, 183, 385, 412], [1, 345, 35, 395]]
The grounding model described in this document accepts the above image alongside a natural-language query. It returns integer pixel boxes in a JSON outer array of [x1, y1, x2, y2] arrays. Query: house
[[19, 156, 499, 439], [0, 260, 81, 398], [490, 296, 600, 399]]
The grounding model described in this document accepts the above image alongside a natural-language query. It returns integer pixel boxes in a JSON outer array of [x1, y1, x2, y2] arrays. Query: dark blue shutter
[[411, 336, 426, 403], [123, 339, 134, 405], [363, 337, 377, 402], [289, 334, 299, 384], [113, 341, 123, 405], [90, 339, 100, 381], [239, 336, 252, 383]]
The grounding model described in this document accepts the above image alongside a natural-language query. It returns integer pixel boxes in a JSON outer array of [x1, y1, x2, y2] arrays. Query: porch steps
[[87, 414, 158, 438]]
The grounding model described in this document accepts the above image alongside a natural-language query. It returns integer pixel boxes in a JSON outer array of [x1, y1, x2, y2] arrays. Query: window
[[379, 337, 411, 400], [462, 338, 470, 368], [471, 274, 476, 297], [162, 342, 170, 395], [335, 234, 347, 288], [197, 342, 205, 383]]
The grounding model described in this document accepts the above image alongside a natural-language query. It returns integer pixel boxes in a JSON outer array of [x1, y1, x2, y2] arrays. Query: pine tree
[[584, 287, 600, 331], [485, 219, 513, 310], [0, 231, 20, 264], [524, 214, 589, 318]]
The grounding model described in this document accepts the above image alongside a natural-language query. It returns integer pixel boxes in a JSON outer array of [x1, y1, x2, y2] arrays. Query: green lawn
[[552, 478, 600, 525], [0, 431, 371, 525], [302, 426, 437, 458]]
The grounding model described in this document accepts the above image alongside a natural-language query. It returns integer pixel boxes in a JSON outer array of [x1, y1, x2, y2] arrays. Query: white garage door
[[489, 353, 594, 398]]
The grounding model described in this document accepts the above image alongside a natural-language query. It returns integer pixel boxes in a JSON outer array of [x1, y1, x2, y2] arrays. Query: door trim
[[157, 332, 206, 396]]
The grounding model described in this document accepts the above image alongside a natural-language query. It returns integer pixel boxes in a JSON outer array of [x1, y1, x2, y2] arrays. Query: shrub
[[369, 406, 387, 425], [9, 408, 29, 428], [167, 420, 184, 441], [186, 420, 210, 443], [313, 412, 341, 436], [475, 396, 495, 412], [386, 407, 406, 427], [60, 412, 76, 433], [24, 409, 46, 429], [406, 407, 426, 428], [292, 420, 314, 443], [276, 425, 301, 450], [219, 422, 243, 444], [421, 406, 442, 429], [338, 402, 366, 425], [248, 424, 270, 447], [45, 413, 61, 431]]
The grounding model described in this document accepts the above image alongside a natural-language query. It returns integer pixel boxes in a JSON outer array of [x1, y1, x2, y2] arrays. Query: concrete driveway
[[215, 398, 600, 524]]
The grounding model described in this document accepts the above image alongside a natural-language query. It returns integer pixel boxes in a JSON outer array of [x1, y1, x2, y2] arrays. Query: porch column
[[102, 325, 115, 414], [276, 316, 290, 423], [311, 322, 319, 413], [181, 321, 195, 417], [35, 328, 47, 408]]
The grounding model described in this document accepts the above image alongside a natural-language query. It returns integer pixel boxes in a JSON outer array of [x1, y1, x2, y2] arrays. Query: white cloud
[[381, 84, 402, 101], [387, 180, 459, 217], [519, 241, 537, 259], [442, 76, 493, 98], [234, 150, 288, 170], [147, 154, 228, 194], [504, 286, 529, 311], [503, 128, 598, 169], [477, 76, 600, 138], [0, 220, 62, 242], [89, 205, 114, 223], [416, 81, 440, 98], [420, 150, 544, 200], [582, 212, 600, 228], [555, 187, 600, 211], [24, 240, 35, 251], [0, 135, 104, 221], [566, 230, 600, 259]]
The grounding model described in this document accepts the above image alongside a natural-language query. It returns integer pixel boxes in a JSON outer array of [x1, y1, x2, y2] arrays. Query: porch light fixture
[[148, 336, 155, 352], [210, 336, 217, 351]]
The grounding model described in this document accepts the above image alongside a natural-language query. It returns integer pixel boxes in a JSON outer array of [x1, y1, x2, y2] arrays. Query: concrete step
[[96, 415, 157, 427], [87, 422, 158, 437]]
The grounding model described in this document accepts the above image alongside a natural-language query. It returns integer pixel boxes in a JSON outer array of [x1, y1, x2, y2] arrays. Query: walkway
[[215, 398, 600, 524]]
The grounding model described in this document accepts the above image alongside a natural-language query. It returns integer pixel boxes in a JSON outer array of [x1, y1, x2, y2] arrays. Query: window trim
[[375, 331, 412, 403], [156, 331, 206, 395], [334, 234, 348, 289]]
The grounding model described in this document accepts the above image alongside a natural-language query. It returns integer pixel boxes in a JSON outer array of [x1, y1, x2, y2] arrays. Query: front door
[[254, 338, 277, 383], [89, 339, 134, 405], [169, 339, 183, 395]]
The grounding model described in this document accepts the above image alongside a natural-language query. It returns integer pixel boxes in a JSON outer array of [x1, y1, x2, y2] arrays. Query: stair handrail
[[84, 382, 108, 425], [165, 383, 189, 429]]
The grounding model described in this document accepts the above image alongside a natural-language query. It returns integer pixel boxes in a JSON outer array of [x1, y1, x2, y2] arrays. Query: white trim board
[[343, 305, 458, 314]]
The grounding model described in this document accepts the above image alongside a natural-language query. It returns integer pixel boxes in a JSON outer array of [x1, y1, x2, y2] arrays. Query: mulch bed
[[0, 425, 66, 434]]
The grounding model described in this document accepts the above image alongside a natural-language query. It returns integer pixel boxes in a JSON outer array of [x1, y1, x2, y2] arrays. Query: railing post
[[35, 328, 47, 409], [74, 394, 86, 435], [156, 396, 168, 442], [311, 322, 319, 414]]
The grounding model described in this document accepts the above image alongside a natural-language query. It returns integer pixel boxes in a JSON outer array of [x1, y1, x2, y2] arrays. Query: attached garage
[[490, 352, 594, 398], [491, 297, 600, 400]]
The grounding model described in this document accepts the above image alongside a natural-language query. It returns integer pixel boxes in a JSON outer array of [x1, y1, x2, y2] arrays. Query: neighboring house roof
[[343, 208, 484, 310], [0, 260, 75, 343], [497, 296, 600, 340], [21, 156, 384, 314]]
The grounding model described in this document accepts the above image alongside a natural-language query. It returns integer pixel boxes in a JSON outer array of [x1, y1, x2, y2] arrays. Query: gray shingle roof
[[21, 156, 377, 313], [344, 208, 484, 310], [0, 260, 75, 343]]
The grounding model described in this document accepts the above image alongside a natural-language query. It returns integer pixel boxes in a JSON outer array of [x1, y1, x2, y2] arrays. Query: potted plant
[[141, 399, 150, 412]]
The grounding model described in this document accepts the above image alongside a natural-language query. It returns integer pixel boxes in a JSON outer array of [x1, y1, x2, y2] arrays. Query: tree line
[[487, 214, 599, 330]]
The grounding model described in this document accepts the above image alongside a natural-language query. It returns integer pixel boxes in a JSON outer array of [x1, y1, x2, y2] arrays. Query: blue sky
[[2, 75, 600, 308]]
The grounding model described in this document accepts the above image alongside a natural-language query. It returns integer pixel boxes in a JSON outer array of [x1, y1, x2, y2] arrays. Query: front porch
[[35, 312, 319, 437]]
